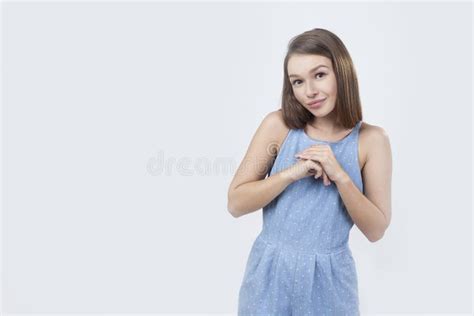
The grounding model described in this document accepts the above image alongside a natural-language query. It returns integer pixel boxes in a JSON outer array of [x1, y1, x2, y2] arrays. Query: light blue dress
[[238, 121, 363, 315]]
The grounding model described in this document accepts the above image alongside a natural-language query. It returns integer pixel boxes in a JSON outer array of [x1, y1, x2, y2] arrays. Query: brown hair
[[280, 28, 363, 129]]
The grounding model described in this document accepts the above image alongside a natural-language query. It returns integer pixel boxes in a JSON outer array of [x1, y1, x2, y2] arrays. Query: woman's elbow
[[227, 192, 242, 218], [227, 202, 241, 218], [368, 223, 389, 242], [367, 231, 385, 243]]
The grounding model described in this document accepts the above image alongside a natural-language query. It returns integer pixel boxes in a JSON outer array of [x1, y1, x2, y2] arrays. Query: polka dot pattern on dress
[[238, 121, 363, 315]]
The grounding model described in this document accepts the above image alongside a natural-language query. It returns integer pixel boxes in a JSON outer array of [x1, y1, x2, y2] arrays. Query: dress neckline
[[301, 121, 361, 144]]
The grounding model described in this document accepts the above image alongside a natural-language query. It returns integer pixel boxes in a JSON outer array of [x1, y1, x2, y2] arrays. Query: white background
[[1, 0, 472, 314]]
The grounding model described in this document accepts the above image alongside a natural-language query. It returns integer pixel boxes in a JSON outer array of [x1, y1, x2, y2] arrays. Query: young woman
[[227, 28, 392, 315]]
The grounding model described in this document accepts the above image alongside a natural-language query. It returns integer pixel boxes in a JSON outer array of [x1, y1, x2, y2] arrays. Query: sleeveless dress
[[238, 120, 364, 316]]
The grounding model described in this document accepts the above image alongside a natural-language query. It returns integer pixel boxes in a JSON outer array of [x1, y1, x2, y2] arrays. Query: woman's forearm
[[228, 169, 294, 218], [335, 173, 388, 242]]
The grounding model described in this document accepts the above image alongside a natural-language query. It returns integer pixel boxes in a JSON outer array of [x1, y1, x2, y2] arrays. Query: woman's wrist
[[279, 168, 296, 185], [334, 171, 351, 185]]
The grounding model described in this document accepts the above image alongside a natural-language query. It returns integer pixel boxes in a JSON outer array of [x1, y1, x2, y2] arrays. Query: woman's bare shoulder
[[263, 109, 291, 152], [360, 121, 390, 141], [227, 110, 290, 194], [359, 121, 391, 169]]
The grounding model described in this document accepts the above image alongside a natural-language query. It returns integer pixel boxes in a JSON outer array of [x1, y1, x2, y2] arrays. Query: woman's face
[[287, 54, 337, 117]]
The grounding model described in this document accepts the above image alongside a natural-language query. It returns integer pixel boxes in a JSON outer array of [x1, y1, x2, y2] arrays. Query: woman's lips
[[308, 98, 326, 109]]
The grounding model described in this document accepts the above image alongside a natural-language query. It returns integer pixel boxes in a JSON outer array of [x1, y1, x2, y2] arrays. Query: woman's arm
[[335, 126, 392, 242], [227, 110, 292, 218], [228, 169, 294, 218]]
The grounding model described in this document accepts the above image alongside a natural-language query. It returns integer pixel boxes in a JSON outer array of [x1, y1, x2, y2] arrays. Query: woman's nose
[[305, 85, 319, 97], [305, 81, 320, 96]]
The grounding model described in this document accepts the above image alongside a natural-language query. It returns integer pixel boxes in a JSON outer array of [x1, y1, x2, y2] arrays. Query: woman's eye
[[292, 72, 326, 85]]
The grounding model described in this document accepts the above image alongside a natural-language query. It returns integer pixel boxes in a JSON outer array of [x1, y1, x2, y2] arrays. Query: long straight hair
[[280, 28, 363, 130]]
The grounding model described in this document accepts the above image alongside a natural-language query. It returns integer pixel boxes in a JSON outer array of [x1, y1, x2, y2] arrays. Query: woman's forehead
[[288, 55, 332, 75]]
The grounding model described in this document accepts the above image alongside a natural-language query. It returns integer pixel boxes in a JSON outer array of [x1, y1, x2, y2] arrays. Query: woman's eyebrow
[[289, 65, 328, 78]]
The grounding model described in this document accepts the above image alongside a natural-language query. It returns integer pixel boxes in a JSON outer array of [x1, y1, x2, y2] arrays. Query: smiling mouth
[[307, 98, 326, 108]]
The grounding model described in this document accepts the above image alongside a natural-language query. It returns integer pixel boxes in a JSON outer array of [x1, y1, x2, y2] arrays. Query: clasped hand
[[295, 144, 347, 185]]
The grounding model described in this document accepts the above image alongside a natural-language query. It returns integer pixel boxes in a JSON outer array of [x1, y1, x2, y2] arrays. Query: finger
[[305, 155, 329, 183], [306, 160, 320, 178], [315, 165, 323, 178], [323, 170, 331, 186], [312, 162, 322, 179], [300, 152, 324, 161]]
